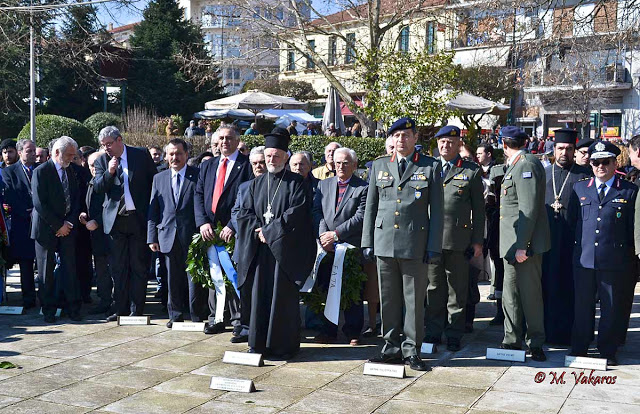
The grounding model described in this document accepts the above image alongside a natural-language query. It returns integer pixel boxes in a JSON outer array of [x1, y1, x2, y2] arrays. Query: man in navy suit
[[31, 136, 82, 322], [569, 141, 638, 366], [148, 139, 204, 327], [194, 124, 253, 334], [94, 126, 157, 321], [2, 139, 38, 308], [312, 147, 368, 345]]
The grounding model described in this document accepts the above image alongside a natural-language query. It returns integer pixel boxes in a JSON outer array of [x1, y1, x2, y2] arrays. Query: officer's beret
[[589, 140, 620, 160], [435, 125, 461, 139], [553, 129, 578, 145], [500, 126, 527, 140], [387, 117, 416, 136], [576, 138, 594, 150]]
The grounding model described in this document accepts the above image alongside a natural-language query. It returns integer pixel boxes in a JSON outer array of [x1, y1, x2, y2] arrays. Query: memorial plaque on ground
[[565, 355, 608, 371], [486, 347, 526, 362], [117, 316, 151, 326], [222, 351, 264, 367], [209, 376, 255, 393], [172, 322, 206, 332], [421, 343, 437, 355], [0, 306, 23, 315], [363, 362, 405, 378]]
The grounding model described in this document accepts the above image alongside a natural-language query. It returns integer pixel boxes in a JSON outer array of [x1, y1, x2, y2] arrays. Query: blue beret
[[589, 140, 620, 159], [387, 117, 416, 136], [435, 125, 461, 138], [500, 126, 527, 140], [576, 138, 594, 149]]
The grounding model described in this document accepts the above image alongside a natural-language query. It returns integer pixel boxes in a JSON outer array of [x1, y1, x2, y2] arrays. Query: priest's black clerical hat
[[553, 129, 578, 145], [265, 127, 290, 152]]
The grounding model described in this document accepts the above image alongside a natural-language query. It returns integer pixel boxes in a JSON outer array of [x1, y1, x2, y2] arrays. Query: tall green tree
[[127, 0, 223, 118]]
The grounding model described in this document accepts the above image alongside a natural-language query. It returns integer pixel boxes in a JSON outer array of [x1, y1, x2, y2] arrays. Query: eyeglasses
[[577, 150, 589, 156], [590, 159, 612, 167]]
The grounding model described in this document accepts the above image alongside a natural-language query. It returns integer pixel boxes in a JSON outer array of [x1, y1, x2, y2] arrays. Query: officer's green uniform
[[362, 150, 444, 358], [425, 155, 485, 343], [497, 150, 550, 349]]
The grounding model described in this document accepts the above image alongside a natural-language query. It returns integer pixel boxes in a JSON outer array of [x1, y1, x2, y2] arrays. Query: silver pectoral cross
[[263, 204, 274, 224], [550, 197, 563, 214]]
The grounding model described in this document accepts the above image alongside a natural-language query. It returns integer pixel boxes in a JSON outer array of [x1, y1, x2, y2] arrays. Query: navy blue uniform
[[568, 176, 637, 359]]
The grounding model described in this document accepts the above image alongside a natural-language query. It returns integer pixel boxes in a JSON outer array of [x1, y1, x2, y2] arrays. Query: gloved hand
[[362, 248, 375, 262], [423, 251, 441, 265]]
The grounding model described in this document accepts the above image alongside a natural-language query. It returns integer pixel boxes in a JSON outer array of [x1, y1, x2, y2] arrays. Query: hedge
[[18, 115, 97, 149], [84, 112, 123, 139]]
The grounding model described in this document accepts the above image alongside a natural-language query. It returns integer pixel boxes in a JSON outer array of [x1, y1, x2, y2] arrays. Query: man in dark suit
[[2, 139, 38, 308], [148, 139, 204, 327], [93, 126, 157, 321], [31, 136, 82, 322], [194, 124, 253, 334], [312, 147, 368, 345]]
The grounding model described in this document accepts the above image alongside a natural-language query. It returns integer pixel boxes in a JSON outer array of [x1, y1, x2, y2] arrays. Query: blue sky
[[97, 0, 148, 27]]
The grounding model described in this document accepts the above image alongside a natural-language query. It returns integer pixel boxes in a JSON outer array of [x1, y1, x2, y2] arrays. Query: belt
[[118, 209, 136, 217]]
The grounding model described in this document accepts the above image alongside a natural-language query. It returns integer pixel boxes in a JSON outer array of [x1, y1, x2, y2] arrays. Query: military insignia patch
[[595, 142, 606, 152], [522, 172, 532, 179], [415, 190, 422, 199], [617, 212, 622, 218], [612, 198, 627, 203], [453, 174, 468, 180], [411, 174, 426, 181]]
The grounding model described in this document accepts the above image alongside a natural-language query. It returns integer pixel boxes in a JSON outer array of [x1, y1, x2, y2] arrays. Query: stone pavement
[[1, 269, 640, 414]]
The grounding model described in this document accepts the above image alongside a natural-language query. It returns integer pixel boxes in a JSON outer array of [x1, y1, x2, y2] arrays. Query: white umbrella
[[446, 92, 510, 115], [322, 87, 346, 135], [204, 90, 307, 123]]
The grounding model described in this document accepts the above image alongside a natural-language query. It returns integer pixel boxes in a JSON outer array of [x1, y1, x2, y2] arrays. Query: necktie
[[399, 158, 407, 177], [598, 183, 607, 202], [336, 181, 348, 211], [211, 158, 228, 214], [442, 162, 450, 177], [174, 173, 181, 204], [116, 157, 126, 214], [61, 168, 71, 215]]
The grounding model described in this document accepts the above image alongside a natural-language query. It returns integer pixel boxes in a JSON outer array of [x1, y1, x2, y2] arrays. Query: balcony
[[524, 65, 632, 93]]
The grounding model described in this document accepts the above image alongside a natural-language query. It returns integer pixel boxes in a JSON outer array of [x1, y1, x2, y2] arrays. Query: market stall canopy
[[267, 109, 322, 134], [446, 92, 510, 115], [322, 87, 346, 135], [194, 109, 257, 120], [204, 90, 307, 112]]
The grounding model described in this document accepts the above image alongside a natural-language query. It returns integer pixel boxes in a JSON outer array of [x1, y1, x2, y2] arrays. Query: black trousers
[[109, 214, 149, 316], [165, 238, 190, 321], [18, 259, 36, 306], [35, 235, 80, 316], [76, 225, 93, 300], [94, 254, 112, 307]]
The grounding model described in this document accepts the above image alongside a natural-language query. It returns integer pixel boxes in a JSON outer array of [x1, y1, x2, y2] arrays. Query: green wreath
[[301, 247, 368, 314], [186, 223, 234, 291]]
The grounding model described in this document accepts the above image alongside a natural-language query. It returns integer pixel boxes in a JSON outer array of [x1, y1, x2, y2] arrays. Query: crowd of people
[[2, 117, 639, 370]]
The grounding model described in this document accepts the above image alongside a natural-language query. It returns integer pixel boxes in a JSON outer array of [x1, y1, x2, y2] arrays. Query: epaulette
[[578, 177, 591, 181], [375, 154, 392, 160]]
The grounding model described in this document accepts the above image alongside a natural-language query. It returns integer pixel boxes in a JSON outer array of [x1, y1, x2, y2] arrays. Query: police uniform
[[498, 127, 550, 356], [425, 126, 485, 349], [569, 141, 638, 364], [362, 118, 444, 369]]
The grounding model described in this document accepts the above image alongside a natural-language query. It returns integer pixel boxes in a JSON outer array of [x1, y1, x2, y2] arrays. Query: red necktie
[[211, 158, 228, 213]]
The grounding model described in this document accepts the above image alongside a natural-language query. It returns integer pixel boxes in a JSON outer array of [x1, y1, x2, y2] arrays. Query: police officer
[[575, 138, 595, 167], [569, 141, 637, 366], [496, 126, 550, 361], [362, 117, 444, 371], [424, 125, 485, 351]]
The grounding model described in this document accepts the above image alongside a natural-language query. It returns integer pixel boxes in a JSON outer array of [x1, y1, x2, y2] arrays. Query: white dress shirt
[[594, 175, 615, 198], [217, 150, 238, 185], [171, 164, 187, 201], [119, 147, 136, 211]]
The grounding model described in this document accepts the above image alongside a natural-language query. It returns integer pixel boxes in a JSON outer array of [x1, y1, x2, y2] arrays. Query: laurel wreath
[[300, 248, 369, 313], [186, 223, 234, 291]]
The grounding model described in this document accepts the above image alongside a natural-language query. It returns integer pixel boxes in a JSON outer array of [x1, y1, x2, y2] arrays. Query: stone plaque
[[209, 376, 255, 393], [421, 343, 437, 355], [117, 316, 151, 326], [172, 322, 206, 332], [0, 306, 23, 315], [565, 356, 608, 371], [486, 347, 526, 362], [222, 351, 264, 367], [363, 362, 405, 379]]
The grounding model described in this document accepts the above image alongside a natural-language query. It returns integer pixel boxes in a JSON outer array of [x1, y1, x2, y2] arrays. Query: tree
[[241, 78, 319, 101], [127, 0, 224, 118]]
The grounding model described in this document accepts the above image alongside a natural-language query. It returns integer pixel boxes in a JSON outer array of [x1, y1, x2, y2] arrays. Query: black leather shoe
[[43, 314, 56, 323], [23, 302, 36, 310], [230, 335, 248, 344], [423, 336, 441, 345], [500, 343, 522, 350], [447, 339, 461, 352], [530, 347, 547, 362], [568, 351, 588, 357], [106, 314, 118, 322], [487, 293, 496, 300], [599, 354, 618, 366], [368, 353, 402, 364], [248, 348, 259, 354], [404, 355, 431, 371], [166, 321, 173, 329], [204, 322, 225, 334], [232, 325, 243, 337]]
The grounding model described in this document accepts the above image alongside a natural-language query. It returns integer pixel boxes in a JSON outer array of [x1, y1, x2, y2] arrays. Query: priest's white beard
[[267, 164, 285, 174]]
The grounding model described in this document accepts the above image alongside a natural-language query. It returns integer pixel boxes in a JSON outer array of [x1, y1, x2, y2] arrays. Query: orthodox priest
[[235, 128, 315, 359], [542, 129, 591, 345]]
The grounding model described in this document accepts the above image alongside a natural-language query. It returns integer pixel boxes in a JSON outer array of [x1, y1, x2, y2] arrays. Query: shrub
[[17, 115, 96, 149], [84, 112, 123, 139]]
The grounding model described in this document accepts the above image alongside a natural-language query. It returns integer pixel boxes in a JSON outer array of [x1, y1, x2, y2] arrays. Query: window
[[345, 33, 356, 64], [426, 22, 436, 54], [276, 7, 284, 21], [306, 40, 315, 69], [287, 49, 295, 71], [594, 0, 617, 33], [328, 36, 337, 66], [201, 5, 241, 28], [398, 26, 410, 52], [226, 68, 240, 81]]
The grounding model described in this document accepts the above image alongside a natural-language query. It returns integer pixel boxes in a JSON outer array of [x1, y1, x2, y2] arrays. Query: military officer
[[424, 125, 485, 351], [362, 117, 444, 371], [569, 141, 637, 366], [497, 126, 550, 361]]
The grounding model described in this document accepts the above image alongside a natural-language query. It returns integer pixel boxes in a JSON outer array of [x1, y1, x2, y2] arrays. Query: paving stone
[[256, 366, 341, 389], [133, 352, 216, 373], [286, 359, 363, 374], [373, 400, 466, 414], [288, 390, 386, 414], [323, 373, 414, 397], [0, 396, 22, 410], [419, 366, 503, 389], [153, 330, 210, 343], [0, 399, 90, 414], [191, 360, 279, 380], [560, 398, 640, 413], [34, 356, 121, 382], [24, 340, 107, 360], [37, 381, 137, 409], [395, 381, 485, 407], [86, 366, 180, 390], [569, 381, 640, 405], [473, 390, 565, 413], [0, 355, 63, 375], [102, 389, 209, 414], [492, 369, 574, 398], [187, 400, 278, 414], [171, 343, 229, 358], [0, 372, 76, 398], [152, 374, 225, 399], [82, 341, 169, 366], [217, 384, 312, 409]]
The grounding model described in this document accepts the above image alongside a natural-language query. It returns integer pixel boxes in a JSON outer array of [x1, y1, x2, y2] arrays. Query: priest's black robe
[[542, 162, 592, 344], [236, 169, 315, 356]]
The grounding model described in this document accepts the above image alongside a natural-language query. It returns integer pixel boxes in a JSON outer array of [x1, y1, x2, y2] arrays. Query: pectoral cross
[[263, 204, 274, 224], [550, 197, 563, 214]]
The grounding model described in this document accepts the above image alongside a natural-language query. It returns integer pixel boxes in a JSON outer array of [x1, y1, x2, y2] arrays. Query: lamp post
[[29, 0, 36, 142]]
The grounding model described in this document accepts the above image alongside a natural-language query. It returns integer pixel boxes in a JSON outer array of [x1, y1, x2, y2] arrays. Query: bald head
[[87, 151, 102, 177]]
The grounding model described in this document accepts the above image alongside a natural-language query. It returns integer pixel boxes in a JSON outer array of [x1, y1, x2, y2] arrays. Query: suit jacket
[[147, 166, 199, 255], [30, 160, 81, 247], [2, 162, 37, 258], [312, 175, 368, 248], [93, 146, 157, 234], [85, 179, 110, 256], [361, 151, 444, 259], [194, 152, 253, 229], [498, 151, 551, 260]]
